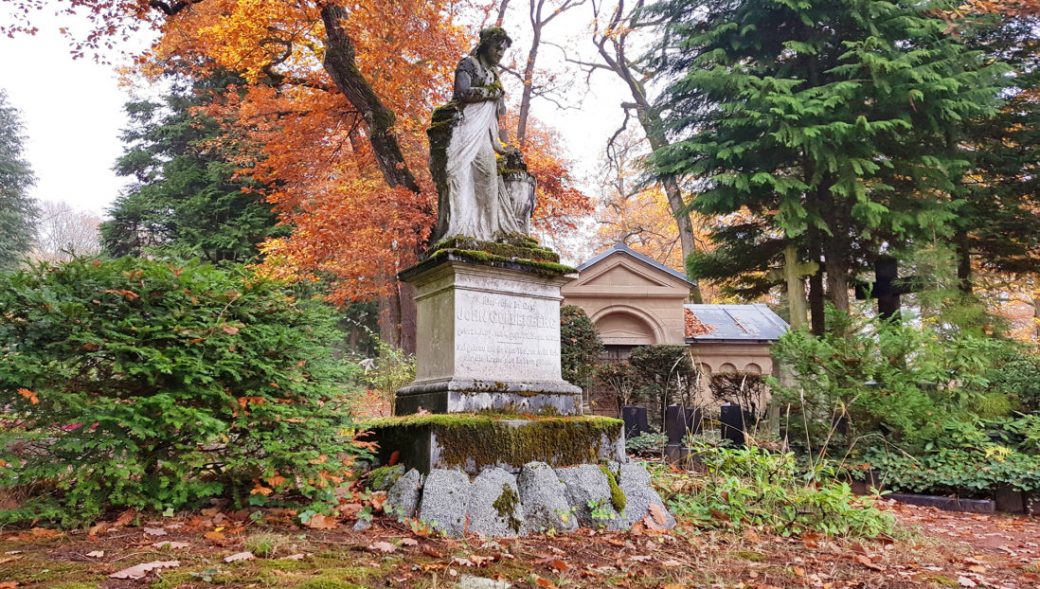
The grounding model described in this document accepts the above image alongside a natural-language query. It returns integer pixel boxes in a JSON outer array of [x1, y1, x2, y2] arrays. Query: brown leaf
[[143, 527, 167, 537], [110, 560, 180, 580], [649, 503, 669, 526], [853, 554, 883, 571], [532, 576, 557, 588], [550, 559, 570, 572], [0, 582, 18, 589], [86, 550, 105, 558], [222, 325, 240, 335], [28, 527, 62, 539], [153, 541, 190, 550], [223, 552, 255, 563], [421, 544, 445, 558], [114, 509, 137, 527], [88, 522, 109, 537], [399, 538, 419, 547], [304, 514, 339, 530], [368, 541, 397, 554]]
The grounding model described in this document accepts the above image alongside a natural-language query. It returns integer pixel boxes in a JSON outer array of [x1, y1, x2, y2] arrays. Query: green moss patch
[[365, 414, 622, 471], [406, 247, 575, 279], [493, 483, 523, 532], [600, 464, 627, 512], [366, 464, 405, 492]]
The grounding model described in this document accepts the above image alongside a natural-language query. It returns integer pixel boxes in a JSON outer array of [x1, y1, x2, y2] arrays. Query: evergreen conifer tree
[[647, 0, 1008, 323], [0, 90, 39, 271], [101, 74, 282, 264]]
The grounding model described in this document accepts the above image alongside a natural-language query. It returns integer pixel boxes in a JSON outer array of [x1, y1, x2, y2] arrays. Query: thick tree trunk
[[784, 244, 807, 329], [321, 4, 421, 194], [955, 229, 973, 295], [824, 249, 851, 313], [807, 230, 826, 334], [809, 266, 826, 335]]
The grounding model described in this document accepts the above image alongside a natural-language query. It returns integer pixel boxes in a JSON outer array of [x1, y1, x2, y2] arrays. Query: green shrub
[[769, 311, 1019, 456], [625, 431, 667, 455], [629, 345, 698, 424], [986, 351, 1040, 412], [865, 448, 1040, 495], [560, 305, 603, 387], [0, 258, 366, 526], [654, 445, 894, 538]]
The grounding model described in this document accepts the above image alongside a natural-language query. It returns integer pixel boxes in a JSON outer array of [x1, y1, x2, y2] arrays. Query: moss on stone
[[423, 248, 575, 276], [427, 235, 560, 263], [600, 464, 627, 513], [366, 464, 405, 491], [492, 483, 523, 533], [364, 414, 623, 470]]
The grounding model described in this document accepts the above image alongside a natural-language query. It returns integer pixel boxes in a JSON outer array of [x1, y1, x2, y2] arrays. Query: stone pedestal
[[396, 252, 582, 416]]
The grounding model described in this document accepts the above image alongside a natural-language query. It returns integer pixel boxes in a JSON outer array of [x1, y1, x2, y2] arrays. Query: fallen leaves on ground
[[109, 560, 180, 580], [1, 501, 1039, 588]]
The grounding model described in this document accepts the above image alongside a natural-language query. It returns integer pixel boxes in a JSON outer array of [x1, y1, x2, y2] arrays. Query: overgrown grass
[[652, 444, 895, 538]]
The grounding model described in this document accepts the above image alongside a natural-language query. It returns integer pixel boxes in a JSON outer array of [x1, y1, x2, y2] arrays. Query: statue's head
[[474, 27, 512, 66]]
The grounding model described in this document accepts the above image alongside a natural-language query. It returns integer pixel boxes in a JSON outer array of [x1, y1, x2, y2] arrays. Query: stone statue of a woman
[[429, 27, 536, 243]]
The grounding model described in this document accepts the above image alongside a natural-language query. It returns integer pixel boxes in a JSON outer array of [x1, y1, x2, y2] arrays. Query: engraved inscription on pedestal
[[397, 258, 583, 415], [455, 291, 559, 382]]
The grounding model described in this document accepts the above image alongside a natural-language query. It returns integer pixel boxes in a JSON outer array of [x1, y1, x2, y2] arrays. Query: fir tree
[[0, 90, 38, 271], [101, 74, 282, 264], [956, 14, 1040, 287], [647, 0, 1008, 322]]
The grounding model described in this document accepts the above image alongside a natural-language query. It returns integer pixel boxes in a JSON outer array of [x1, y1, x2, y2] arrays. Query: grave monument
[[368, 26, 673, 536]]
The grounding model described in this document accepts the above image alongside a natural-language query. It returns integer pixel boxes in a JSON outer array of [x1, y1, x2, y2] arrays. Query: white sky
[[0, 3, 631, 234]]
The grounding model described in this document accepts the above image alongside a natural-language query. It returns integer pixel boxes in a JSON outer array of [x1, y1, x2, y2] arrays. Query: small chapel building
[[562, 243, 789, 413]]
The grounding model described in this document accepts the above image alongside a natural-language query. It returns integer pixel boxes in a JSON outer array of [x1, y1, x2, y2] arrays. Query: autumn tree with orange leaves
[[4, 0, 591, 346]]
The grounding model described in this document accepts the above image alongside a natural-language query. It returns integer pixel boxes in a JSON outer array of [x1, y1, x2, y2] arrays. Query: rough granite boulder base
[[385, 468, 423, 520], [467, 468, 524, 537], [614, 462, 676, 530], [419, 469, 472, 536], [555, 465, 622, 530], [517, 462, 577, 534]]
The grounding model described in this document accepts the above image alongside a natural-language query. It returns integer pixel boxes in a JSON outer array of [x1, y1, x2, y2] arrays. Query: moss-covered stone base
[[364, 414, 624, 474], [401, 235, 575, 281]]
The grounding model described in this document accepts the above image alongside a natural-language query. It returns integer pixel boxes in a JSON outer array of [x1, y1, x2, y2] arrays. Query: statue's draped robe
[[445, 56, 519, 240], [445, 98, 501, 240]]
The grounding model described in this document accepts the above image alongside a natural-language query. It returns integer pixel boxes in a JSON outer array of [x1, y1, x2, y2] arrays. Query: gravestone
[[363, 25, 670, 537], [720, 403, 755, 447], [622, 406, 649, 439]]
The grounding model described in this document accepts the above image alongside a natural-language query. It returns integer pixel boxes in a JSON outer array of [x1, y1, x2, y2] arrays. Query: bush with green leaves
[[625, 431, 667, 455], [769, 311, 1020, 455], [653, 445, 893, 538], [986, 350, 1040, 412], [560, 305, 603, 388], [629, 345, 698, 426], [0, 258, 365, 526], [865, 449, 1040, 496]]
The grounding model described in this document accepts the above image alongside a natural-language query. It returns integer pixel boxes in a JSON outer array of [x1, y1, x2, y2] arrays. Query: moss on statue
[[492, 483, 523, 533], [599, 464, 627, 513]]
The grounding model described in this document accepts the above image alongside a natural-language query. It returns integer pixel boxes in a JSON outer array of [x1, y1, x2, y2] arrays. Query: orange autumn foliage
[[965, 0, 1040, 16], [5, 0, 592, 304]]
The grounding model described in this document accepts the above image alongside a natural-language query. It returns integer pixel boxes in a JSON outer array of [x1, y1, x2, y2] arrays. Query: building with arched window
[[562, 243, 789, 414]]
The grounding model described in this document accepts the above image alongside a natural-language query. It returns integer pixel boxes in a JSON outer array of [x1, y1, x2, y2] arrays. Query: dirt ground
[[1, 500, 1039, 589]]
